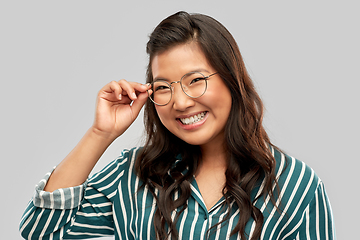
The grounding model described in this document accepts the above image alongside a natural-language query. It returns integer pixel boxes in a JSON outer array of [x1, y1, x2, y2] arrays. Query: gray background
[[1, 1, 358, 239]]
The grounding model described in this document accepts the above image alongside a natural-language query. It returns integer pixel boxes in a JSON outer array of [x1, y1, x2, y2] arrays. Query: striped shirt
[[19, 146, 335, 239]]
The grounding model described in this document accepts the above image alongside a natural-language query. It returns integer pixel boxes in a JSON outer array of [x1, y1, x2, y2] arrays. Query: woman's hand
[[92, 80, 151, 140]]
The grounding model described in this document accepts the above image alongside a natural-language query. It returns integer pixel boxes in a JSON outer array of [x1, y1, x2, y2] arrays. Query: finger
[[117, 79, 140, 100], [111, 81, 124, 101], [129, 82, 152, 93], [99, 81, 123, 101], [130, 91, 149, 116], [120, 81, 152, 99]]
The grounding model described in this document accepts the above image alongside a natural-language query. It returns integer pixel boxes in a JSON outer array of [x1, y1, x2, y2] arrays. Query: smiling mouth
[[178, 112, 208, 125]]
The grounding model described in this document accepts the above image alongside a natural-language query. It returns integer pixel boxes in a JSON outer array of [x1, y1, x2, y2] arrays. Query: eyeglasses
[[148, 71, 218, 106]]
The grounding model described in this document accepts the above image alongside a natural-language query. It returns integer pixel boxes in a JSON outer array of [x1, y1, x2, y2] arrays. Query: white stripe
[[215, 203, 232, 240], [200, 218, 208, 240], [39, 191, 45, 208], [326, 185, 335, 239], [69, 214, 76, 232], [89, 158, 128, 185], [134, 175, 140, 238], [268, 161, 307, 240], [50, 209, 65, 239], [315, 188, 320, 239], [28, 208, 45, 239], [225, 208, 239, 240], [140, 185, 149, 239], [76, 211, 113, 217], [281, 210, 305, 239], [39, 179, 47, 187], [171, 191, 179, 222], [70, 187, 74, 208], [59, 226, 64, 239], [107, 190, 117, 199], [128, 148, 137, 239], [19, 211, 35, 234], [320, 183, 329, 240], [39, 209, 55, 239], [73, 221, 114, 230], [190, 184, 203, 202], [113, 203, 123, 240], [82, 202, 112, 208], [79, 183, 85, 202], [189, 201, 199, 240], [178, 201, 189, 240], [89, 149, 130, 181], [169, 189, 180, 240], [305, 205, 311, 239], [66, 209, 73, 225], [97, 170, 125, 192], [67, 231, 112, 236], [207, 205, 222, 238], [119, 182, 129, 240], [209, 198, 225, 213], [20, 200, 34, 223], [261, 155, 296, 239], [50, 192, 54, 209], [59, 189, 65, 209], [84, 193, 105, 199], [275, 150, 286, 181], [46, 171, 52, 177]]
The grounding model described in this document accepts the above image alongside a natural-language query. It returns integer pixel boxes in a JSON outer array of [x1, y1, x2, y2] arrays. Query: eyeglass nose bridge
[[169, 80, 189, 93]]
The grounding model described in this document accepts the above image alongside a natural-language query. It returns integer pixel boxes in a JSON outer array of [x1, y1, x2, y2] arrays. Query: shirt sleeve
[[295, 181, 336, 240], [19, 148, 134, 239]]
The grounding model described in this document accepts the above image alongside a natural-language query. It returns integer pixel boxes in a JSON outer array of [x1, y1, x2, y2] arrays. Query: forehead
[[151, 43, 213, 79]]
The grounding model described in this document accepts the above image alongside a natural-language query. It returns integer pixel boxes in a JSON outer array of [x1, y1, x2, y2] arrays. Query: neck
[[199, 142, 228, 169]]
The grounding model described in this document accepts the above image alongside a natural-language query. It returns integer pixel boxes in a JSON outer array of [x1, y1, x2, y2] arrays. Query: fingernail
[[119, 94, 122, 100], [131, 92, 137, 98]]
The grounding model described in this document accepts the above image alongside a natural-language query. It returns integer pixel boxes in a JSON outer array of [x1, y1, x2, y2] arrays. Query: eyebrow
[[153, 68, 210, 82]]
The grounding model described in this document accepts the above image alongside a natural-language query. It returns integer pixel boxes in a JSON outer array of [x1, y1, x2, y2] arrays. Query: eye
[[155, 85, 170, 91], [190, 77, 206, 85], [153, 81, 171, 92]]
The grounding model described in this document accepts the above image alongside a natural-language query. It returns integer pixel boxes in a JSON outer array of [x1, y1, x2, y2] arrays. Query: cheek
[[155, 106, 171, 126]]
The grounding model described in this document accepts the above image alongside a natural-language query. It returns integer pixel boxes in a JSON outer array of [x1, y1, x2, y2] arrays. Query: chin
[[176, 135, 210, 146]]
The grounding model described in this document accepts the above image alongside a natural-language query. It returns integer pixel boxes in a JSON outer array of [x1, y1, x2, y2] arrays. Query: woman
[[19, 11, 335, 240]]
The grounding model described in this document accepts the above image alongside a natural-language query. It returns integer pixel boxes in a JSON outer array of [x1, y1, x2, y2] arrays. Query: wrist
[[88, 126, 119, 144]]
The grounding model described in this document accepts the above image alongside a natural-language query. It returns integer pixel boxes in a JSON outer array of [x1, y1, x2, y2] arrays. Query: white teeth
[[180, 112, 206, 125]]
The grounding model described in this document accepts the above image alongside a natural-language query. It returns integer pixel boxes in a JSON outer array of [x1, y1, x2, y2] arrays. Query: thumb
[[130, 91, 149, 116]]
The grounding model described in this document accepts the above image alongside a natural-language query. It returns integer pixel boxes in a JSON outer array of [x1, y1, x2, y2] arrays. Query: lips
[[178, 111, 208, 125]]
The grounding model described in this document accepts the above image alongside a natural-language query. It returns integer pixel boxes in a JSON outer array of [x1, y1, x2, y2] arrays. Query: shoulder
[[271, 146, 321, 208], [267, 147, 336, 239]]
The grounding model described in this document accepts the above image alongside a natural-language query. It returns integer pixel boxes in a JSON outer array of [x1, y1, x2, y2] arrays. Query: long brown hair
[[135, 11, 279, 240]]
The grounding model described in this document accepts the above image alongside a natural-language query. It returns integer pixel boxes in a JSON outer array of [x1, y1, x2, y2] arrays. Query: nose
[[171, 82, 195, 111]]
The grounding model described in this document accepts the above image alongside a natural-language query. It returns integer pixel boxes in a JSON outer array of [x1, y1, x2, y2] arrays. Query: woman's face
[[151, 43, 232, 150]]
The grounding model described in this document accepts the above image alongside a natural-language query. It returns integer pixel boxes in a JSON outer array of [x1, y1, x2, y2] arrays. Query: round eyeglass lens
[[181, 72, 207, 98], [148, 72, 207, 106], [149, 80, 172, 106]]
